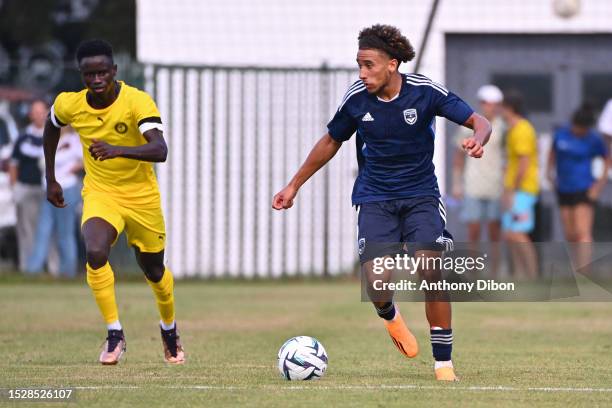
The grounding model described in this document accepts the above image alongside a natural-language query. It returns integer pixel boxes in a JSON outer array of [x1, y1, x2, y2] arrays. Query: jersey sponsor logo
[[403, 109, 417, 125], [358, 238, 366, 255], [362, 112, 374, 122], [115, 122, 128, 134]]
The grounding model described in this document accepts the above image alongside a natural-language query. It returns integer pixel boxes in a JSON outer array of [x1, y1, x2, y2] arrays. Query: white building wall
[[138, 0, 612, 188]]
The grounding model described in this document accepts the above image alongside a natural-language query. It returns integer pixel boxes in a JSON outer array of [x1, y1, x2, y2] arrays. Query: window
[[492, 73, 553, 113], [582, 73, 612, 112]]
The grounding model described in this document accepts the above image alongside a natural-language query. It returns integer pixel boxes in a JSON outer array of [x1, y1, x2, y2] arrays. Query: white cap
[[476, 85, 503, 104]]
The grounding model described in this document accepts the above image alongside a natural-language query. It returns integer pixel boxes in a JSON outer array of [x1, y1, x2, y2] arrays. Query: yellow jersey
[[504, 118, 539, 195], [51, 81, 164, 206]]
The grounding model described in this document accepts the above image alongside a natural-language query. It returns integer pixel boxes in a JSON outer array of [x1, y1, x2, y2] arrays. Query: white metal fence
[[146, 65, 360, 278]]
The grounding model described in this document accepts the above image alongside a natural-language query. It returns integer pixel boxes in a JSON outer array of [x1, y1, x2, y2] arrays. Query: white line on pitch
[[73, 385, 612, 393]]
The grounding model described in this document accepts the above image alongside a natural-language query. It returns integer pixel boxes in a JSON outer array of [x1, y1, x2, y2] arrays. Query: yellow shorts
[[81, 192, 166, 253]]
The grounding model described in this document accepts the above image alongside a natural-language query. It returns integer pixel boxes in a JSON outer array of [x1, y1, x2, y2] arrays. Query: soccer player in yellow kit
[[43, 40, 184, 365]]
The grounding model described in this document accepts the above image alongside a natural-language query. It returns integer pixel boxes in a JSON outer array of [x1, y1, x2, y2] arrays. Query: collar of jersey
[[84, 80, 125, 112], [372, 74, 406, 103]]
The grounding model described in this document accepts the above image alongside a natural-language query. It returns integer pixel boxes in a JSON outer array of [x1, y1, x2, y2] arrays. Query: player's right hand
[[272, 185, 297, 210], [47, 180, 66, 208]]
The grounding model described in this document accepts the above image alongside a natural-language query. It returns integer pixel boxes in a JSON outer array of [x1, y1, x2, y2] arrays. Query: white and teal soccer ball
[[277, 336, 328, 380]]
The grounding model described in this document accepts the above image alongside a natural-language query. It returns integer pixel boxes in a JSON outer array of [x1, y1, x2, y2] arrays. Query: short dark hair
[[76, 39, 114, 64], [358, 24, 415, 65], [502, 90, 524, 115], [572, 103, 595, 128]]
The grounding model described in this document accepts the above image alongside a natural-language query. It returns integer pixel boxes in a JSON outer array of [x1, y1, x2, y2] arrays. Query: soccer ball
[[277, 336, 328, 380]]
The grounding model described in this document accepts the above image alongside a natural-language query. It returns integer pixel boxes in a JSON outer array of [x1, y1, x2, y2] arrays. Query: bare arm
[[588, 153, 611, 200], [43, 117, 61, 183], [546, 144, 556, 186], [8, 162, 17, 186], [460, 113, 492, 158], [42, 117, 66, 208], [451, 145, 466, 199], [88, 128, 168, 162], [272, 133, 342, 210]]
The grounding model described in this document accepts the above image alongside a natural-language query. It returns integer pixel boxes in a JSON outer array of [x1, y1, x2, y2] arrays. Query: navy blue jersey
[[327, 73, 473, 205]]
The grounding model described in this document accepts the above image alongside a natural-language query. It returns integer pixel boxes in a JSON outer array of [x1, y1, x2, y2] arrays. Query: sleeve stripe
[[139, 122, 164, 134], [338, 84, 366, 111], [137, 116, 162, 127], [49, 105, 66, 128], [405, 79, 448, 96]]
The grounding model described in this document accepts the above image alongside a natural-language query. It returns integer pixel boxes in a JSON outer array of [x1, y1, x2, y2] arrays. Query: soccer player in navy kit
[[272, 25, 491, 381]]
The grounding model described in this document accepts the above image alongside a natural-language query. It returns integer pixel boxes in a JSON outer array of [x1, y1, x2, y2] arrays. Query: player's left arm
[[89, 129, 167, 162], [89, 90, 167, 162], [434, 87, 491, 159], [460, 113, 491, 158]]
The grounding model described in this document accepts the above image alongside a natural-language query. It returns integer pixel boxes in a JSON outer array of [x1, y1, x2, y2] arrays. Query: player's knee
[[86, 246, 109, 269], [143, 264, 165, 283]]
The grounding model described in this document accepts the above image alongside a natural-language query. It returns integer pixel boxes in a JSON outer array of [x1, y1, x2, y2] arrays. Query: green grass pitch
[[2, 278, 612, 407]]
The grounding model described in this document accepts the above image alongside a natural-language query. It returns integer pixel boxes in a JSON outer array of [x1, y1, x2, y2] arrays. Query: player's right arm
[[43, 116, 65, 207], [272, 83, 359, 210], [44, 93, 72, 208], [272, 133, 342, 210]]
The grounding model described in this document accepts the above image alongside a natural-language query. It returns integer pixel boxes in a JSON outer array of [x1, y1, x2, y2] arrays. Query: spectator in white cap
[[452, 85, 505, 246]]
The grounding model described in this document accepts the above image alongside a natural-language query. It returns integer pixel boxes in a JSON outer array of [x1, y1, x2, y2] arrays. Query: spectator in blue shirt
[[547, 104, 610, 243]]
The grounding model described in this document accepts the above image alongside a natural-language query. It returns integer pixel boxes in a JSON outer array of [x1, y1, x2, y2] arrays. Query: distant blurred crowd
[[452, 85, 612, 276], [0, 98, 83, 277]]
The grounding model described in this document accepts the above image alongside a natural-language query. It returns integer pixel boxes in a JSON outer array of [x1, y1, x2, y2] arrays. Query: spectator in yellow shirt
[[500, 92, 539, 278]]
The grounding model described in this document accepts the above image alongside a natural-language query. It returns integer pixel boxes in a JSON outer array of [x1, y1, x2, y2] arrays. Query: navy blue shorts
[[356, 196, 453, 263]]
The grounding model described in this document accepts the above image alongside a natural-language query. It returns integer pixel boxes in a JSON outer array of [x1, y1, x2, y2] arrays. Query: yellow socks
[[87, 263, 175, 329], [146, 268, 175, 326], [86, 262, 119, 324]]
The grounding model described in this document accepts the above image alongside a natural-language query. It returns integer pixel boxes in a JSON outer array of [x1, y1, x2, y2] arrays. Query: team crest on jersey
[[114, 122, 128, 134], [403, 109, 417, 125]]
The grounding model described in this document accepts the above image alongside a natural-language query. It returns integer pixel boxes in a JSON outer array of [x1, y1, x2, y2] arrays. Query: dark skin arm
[[88, 128, 168, 162], [43, 117, 65, 208]]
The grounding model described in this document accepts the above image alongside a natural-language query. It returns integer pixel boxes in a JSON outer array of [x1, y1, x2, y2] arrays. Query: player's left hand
[[461, 137, 484, 158], [89, 139, 123, 161]]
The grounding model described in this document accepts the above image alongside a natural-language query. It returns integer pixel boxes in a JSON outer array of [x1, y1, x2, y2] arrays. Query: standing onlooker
[[548, 105, 609, 273], [9, 99, 48, 272], [500, 92, 539, 278], [26, 126, 83, 277], [452, 85, 505, 243], [548, 104, 609, 243]]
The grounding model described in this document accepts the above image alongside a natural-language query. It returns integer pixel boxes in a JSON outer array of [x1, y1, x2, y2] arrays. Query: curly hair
[[358, 24, 415, 64], [76, 39, 114, 64]]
